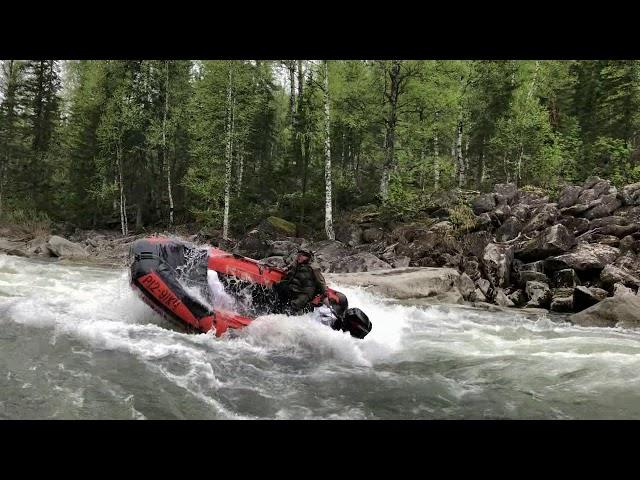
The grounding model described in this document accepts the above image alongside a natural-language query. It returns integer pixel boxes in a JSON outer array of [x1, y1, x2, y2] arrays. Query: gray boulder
[[494, 183, 519, 204], [493, 203, 512, 223], [325, 267, 463, 304], [335, 223, 362, 247], [613, 283, 635, 297], [495, 216, 524, 242], [588, 216, 640, 238], [546, 243, 620, 272], [362, 227, 384, 244], [482, 243, 514, 288], [475, 213, 494, 230], [619, 235, 640, 254], [553, 269, 580, 288], [509, 289, 527, 307], [472, 288, 487, 303], [267, 240, 300, 257], [462, 258, 481, 281], [558, 217, 590, 236], [571, 295, 640, 328], [310, 240, 351, 271], [329, 252, 391, 273], [26, 237, 51, 257], [0, 238, 27, 257], [550, 295, 574, 313], [557, 185, 584, 209], [622, 182, 640, 206], [47, 235, 88, 258], [581, 194, 622, 220], [476, 278, 491, 297], [525, 281, 552, 308], [573, 285, 609, 312], [600, 264, 640, 288], [510, 204, 531, 223], [460, 231, 493, 259], [261, 256, 288, 269], [518, 191, 549, 206], [561, 204, 592, 216], [523, 204, 560, 234], [516, 224, 576, 261], [494, 288, 515, 307], [472, 193, 497, 215], [519, 270, 549, 285], [614, 252, 640, 278], [583, 176, 606, 190], [458, 273, 475, 300], [521, 260, 546, 273], [235, 229, 270, 258]]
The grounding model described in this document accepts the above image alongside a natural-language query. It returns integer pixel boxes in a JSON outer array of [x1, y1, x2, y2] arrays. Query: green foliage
[[448, 203, 476, 236], [0, 208, 51, 237], [1, 59, 640, 235]]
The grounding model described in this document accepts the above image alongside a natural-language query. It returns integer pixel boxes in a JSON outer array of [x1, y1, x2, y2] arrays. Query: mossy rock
[[263, 216, 297, 236]]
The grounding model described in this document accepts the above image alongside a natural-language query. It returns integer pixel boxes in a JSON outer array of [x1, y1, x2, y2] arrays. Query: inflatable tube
[[130, 238, 252, 337]]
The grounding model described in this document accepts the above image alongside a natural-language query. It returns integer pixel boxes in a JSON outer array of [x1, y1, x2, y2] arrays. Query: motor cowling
[[341, 308, 372, 339]]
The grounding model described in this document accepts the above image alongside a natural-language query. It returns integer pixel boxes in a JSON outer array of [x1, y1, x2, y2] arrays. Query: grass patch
[[448, 203, 477, 237], [0, 208, 51, 239]]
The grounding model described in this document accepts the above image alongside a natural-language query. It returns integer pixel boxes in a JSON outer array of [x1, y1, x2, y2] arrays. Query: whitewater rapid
[[2, 253, 640, 419]]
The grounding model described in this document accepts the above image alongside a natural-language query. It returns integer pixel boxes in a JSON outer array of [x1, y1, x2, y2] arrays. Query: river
[[2, 253, 640, 419]]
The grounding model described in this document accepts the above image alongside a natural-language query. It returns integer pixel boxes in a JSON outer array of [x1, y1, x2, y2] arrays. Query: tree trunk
[[295, 60, 304, 176], [288, 62, 296, 125], [285, 61, 295, 173], [163, 60, 174, 225], [379, 61, 401, 202], [476, 148, 485, 189], [222, 67, 234, 240], [237, 149, 243, 198], [323, 61, 335, 240], [456, 119, 464, 187], [433, 129, 440, 190], [117, 142, 128, 236], [298, 135, 310, 236], [0, 156, 5, 216], [464, 138, 470, 184]]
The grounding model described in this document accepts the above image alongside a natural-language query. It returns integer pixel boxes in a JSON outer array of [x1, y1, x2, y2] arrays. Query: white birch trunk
[[288, 62, 296, 125], [323, 61, 335, 240], [237, 150, 243, 197], [222, 67, 234, 240], [433, 130, 440, 190], [164, 60, 174, 225], [117, 143, 128, 236], [456, 120, 464, 187]]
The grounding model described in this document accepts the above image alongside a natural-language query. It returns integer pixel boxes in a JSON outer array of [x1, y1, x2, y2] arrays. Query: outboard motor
[[341, 308, 372, 339]]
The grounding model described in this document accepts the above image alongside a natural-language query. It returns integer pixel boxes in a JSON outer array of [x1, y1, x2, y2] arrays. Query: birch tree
[[323, 60, 335, 240], [222, 65, 234, 240], [163, 60, 174, 225]]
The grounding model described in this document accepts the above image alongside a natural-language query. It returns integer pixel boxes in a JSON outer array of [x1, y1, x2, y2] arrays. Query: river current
[[2, 254, 640, 419]]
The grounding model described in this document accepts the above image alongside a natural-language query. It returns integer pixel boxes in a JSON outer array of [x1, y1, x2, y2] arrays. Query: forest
[[0, 60, 639, 239]]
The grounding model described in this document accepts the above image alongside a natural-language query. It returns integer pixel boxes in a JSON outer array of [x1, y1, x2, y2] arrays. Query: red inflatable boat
[[129, 237, 370, 338]]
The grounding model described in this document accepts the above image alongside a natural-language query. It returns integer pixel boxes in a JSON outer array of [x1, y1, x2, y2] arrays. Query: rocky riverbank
[[4, 176, 640, 328]]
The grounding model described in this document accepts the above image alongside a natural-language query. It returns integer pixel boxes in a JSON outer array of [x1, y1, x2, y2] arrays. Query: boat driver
[[275, 248, 328, 314]]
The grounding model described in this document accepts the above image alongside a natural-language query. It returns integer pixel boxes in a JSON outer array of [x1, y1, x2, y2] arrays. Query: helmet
[[296, 248, 314, 262], [342, 308, 372, 339]]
